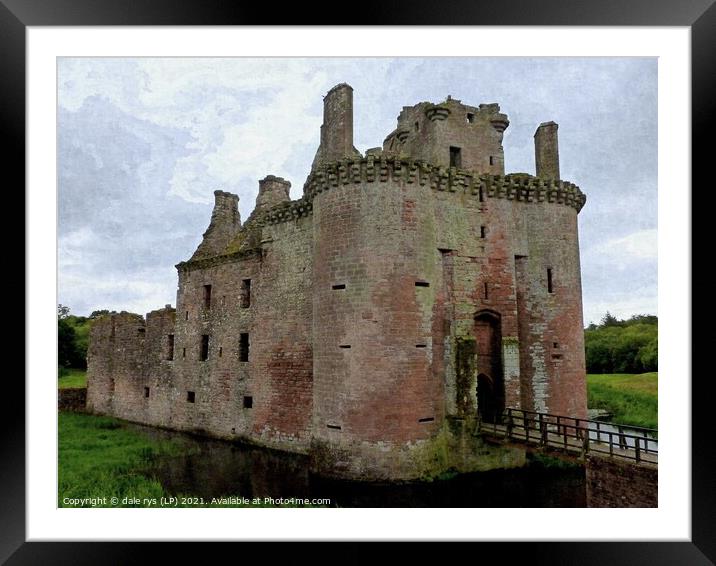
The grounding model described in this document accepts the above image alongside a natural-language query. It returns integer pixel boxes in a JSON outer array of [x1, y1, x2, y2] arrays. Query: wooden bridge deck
[[478, 408, 658, 467]]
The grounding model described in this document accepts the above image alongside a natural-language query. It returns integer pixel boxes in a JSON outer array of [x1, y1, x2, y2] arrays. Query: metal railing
[[479, 407, 658, 464]]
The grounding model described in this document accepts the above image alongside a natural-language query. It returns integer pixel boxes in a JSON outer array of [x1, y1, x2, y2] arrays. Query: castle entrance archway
[[474, 310, 505, 423]]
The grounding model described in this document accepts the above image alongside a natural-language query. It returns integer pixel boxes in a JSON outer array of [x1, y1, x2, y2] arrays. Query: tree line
[[584, 312, 657, 374], [58, 305, 116, 375]]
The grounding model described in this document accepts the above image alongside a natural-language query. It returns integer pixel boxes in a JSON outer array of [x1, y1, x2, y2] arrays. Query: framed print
[[9, 0, 715, 562]]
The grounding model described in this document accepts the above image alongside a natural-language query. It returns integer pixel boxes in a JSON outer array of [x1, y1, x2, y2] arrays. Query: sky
[[57, 57, 657, 326]]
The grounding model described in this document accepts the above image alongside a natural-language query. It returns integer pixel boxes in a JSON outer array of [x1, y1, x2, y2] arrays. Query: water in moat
[[134, 423, 586, 507]]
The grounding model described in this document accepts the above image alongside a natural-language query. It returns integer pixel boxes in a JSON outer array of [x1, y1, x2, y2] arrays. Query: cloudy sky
[[58, 57, 657, 326]]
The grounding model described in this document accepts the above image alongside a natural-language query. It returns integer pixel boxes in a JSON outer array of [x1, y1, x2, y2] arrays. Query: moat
[[134, 423, 586, 507]]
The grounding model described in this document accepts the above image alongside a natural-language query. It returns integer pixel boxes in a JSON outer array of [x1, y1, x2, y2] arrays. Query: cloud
[[58, 57, 657, 320], [587, 229, 658, 264]]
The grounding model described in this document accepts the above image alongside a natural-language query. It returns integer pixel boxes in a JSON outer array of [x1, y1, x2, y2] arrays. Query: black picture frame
[[7, 0, 714, 562]]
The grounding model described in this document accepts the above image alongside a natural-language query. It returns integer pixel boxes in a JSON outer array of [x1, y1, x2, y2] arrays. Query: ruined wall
[[86, 312, 146, 415], [170, 214, 313, 451], [58, 388, 87, 412], [586, 456, 657, 507]]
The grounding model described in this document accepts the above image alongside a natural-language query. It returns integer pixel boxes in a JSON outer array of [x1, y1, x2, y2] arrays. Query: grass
[[58, 411, 323, 507], [587, 372, 658, 430], [58, 368, 87, 389]]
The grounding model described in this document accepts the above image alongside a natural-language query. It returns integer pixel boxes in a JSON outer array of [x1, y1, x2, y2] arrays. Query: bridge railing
[[479, 407, 658, 464]]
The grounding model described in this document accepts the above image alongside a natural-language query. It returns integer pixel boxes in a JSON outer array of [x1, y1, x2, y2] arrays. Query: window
[[480, 226, 486, 239], [243, 396, 253, 409], [203, 284, 212, 309], [240, 279, 251, 308], [483, 282, 489, 299], [415, 281, 430, 287], [239, 333, 249, 362], [200, 335, 209, 361], [466, 113, 475, 123], [339, 344, 351, 349], [187, 391, 195, 403], [144, 387, 150, 398], [182, 347, 186, 358], [415, 121, 419, 132], [547, 268, 554, 293], [449, 146, 462, 168], [489, 156, 494, 166], [332, 283, 346, 290], [167, 334, 175, 360], [219, 347, 223, 357], [418, 417, 435, 423], [185, 311, 189, 321], [478, 186, 485, 203]]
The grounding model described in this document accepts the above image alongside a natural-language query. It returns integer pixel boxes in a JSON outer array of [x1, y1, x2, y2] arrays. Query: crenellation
[[87, 83, 588, 481]]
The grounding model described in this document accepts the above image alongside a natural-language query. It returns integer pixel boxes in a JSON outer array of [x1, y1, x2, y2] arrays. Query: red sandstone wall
[[312, 179, 441, 448], [586, 455, 657, 507]]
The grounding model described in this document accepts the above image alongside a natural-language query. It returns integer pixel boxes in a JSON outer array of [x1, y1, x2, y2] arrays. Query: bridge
[[477, 408, 658, 506], [478, 408, 658, 466]]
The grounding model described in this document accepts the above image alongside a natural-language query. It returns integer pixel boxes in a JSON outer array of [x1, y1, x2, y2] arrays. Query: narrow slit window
[[489, 156, 494, 166], [239, 333, 249, 362], [203, 284, 212, 309], [219, 347, 223, 357], [187, 391, 195, 403], [416, 344, 427, 348], [414, 121, 420, 131], [240, 279, 251, 308], [332, 283, 346, 290], [553, 342, 559, 349], [480, 226, 486, 239], [483, 282, 489, 299], [185, 311, 189, 321], [200, 334, 209, 361], [167, 334, 175, 361], [339, 344, 351, 349], [243, 396, 253, 409], [415, 281, 430, 287], [449, 146, 462, 168], [327, 424, 342, 430], [182, 347, 186, 359], [418, 417, 435, 423], [144, 387, 150, 398], [478, 186, 485, 202], [547, 268, 554, 293]]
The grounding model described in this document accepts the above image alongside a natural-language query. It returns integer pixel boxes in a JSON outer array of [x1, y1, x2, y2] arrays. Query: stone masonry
[[87, 83, 588, 480]]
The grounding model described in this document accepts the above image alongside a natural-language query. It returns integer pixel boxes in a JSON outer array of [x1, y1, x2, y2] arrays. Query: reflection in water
[[133, 424, 586, 508]]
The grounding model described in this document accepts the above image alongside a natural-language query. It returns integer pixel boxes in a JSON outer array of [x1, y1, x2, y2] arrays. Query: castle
[[86, 83, 588, 480]]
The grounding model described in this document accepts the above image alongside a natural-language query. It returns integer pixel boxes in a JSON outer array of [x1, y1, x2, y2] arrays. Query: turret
[[311, 83, 362, 168], [534, 121, 560, 180], [255, 175, 291, 211], [189, 190, 241, 260]]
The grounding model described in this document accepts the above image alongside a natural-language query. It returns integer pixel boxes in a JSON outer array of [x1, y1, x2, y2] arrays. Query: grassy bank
[[58, 368, 87, 389], [58, 412, 320, 507], [586, 372, 658, 429]]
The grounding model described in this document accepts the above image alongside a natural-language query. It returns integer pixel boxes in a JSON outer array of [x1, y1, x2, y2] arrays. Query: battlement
[[302, 157, 586, 212]]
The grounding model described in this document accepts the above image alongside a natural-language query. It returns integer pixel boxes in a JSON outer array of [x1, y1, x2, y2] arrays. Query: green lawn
[[58, 411, 321, 507], [58, 368, 87, 389], [587, 372, 658, 430]]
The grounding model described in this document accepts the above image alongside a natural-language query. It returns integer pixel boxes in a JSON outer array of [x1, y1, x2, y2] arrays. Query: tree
[[585, 313, 658, 373]]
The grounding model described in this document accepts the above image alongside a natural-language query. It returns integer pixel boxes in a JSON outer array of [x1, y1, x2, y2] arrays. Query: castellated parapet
[[87, 83, 588, 480]]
